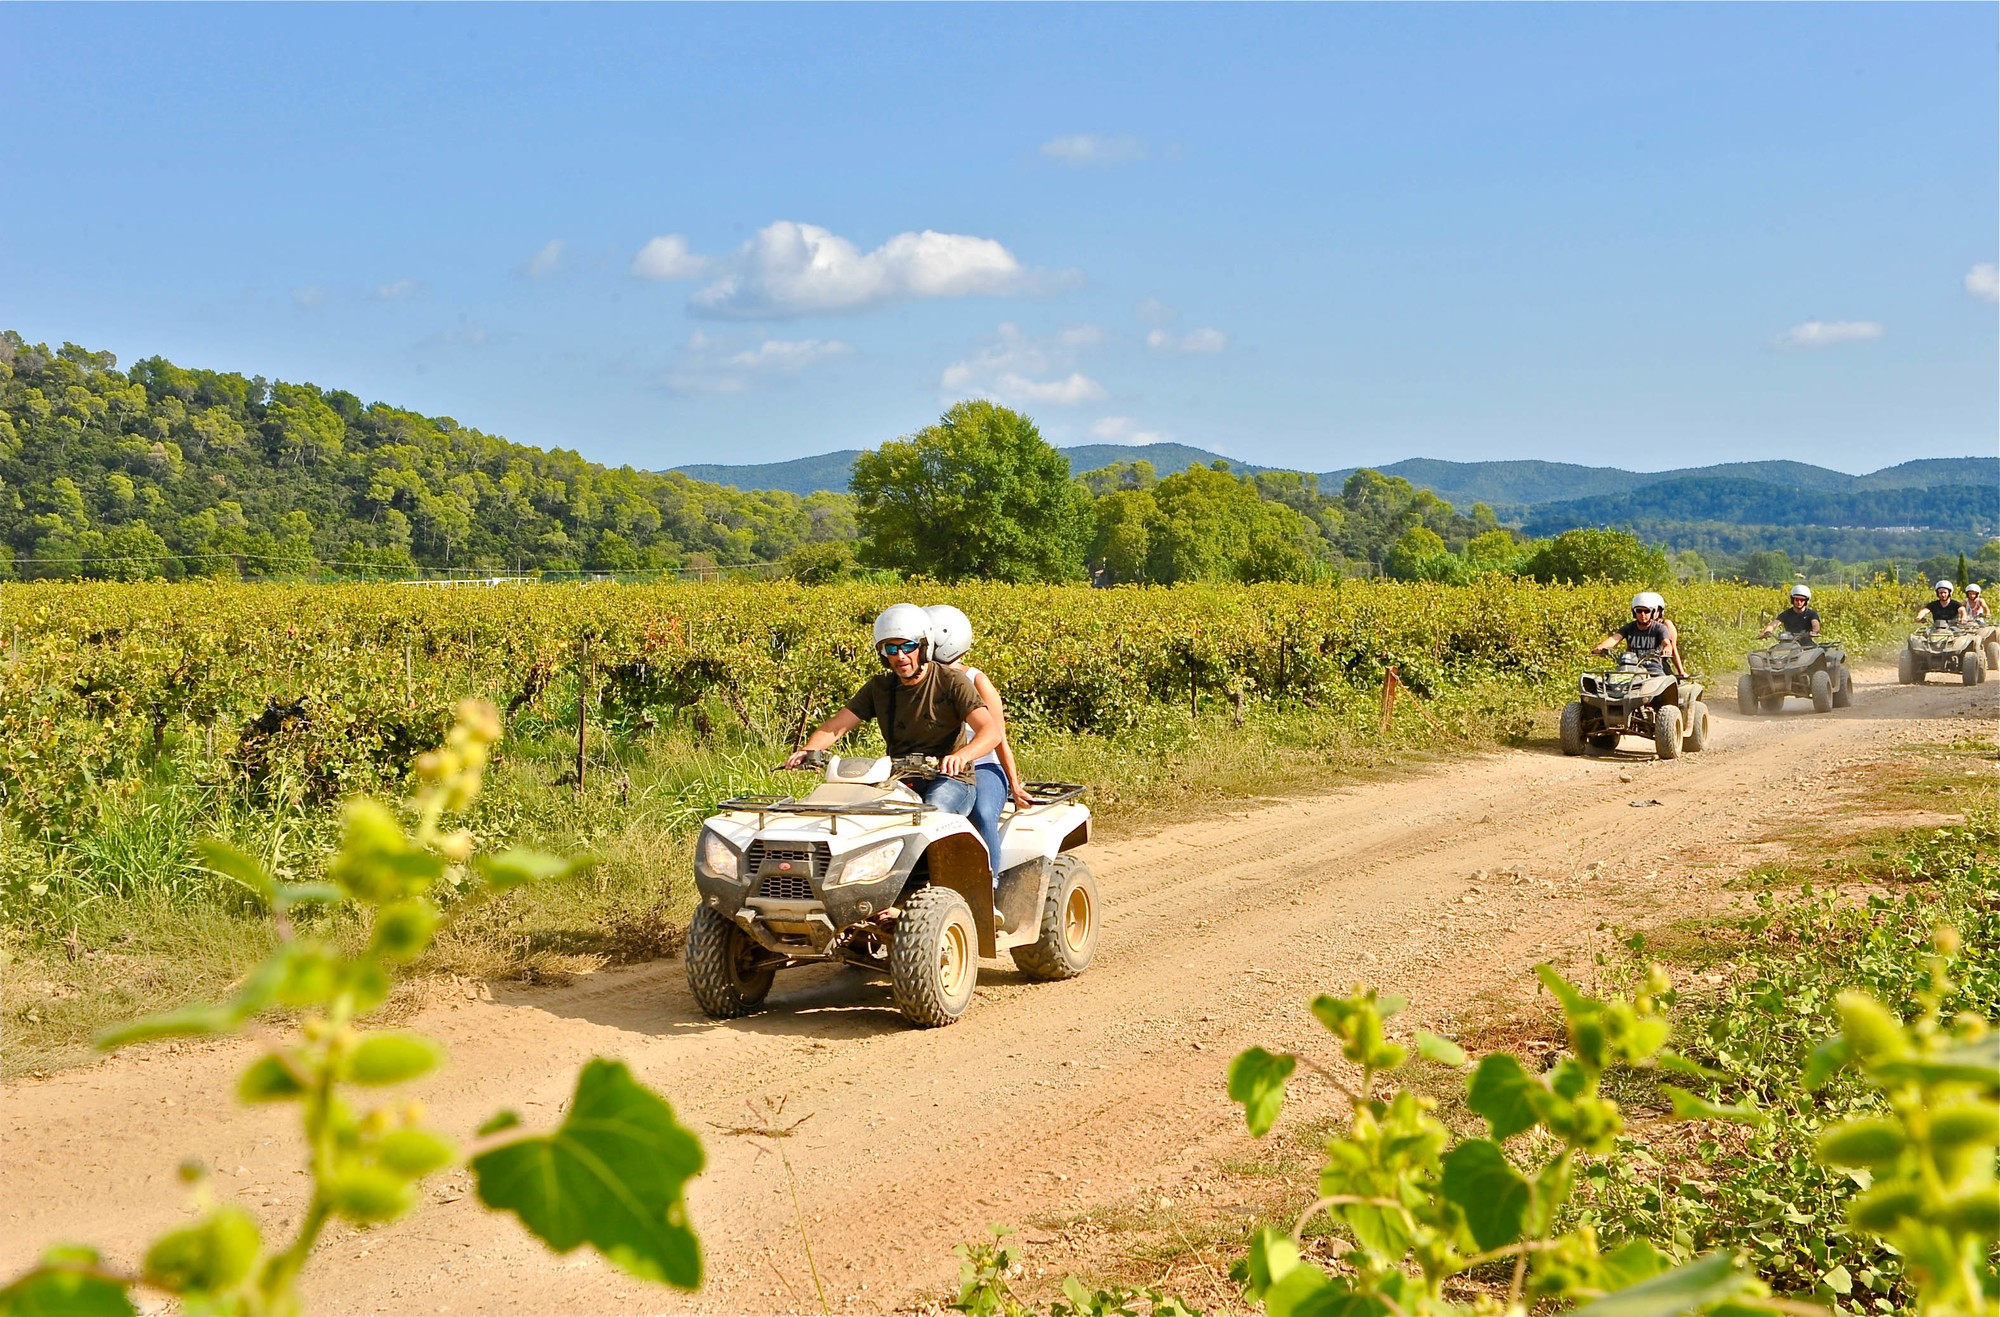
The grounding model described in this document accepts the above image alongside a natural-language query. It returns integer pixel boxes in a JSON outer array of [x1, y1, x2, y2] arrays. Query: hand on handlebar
[[940, 752, 971, 778], [781, 748, 824, 771]]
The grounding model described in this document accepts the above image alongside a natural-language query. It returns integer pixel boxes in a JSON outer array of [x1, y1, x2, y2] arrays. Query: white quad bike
[[686, 751, 1099, 1027]]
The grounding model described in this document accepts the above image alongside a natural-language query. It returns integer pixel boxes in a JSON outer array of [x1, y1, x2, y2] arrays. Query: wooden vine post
[[574, 635, 590, 795], [1379, 663, 1401, 736]]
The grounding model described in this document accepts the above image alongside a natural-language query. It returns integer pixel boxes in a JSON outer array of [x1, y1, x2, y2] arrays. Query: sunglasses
[[877, 639, 922, 656], [1632, 607, 1654, 615]]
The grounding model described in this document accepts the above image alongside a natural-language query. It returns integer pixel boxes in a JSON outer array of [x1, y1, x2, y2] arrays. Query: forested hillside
[[0, 333, 854, 580], [1523, 476, 1997, 534]]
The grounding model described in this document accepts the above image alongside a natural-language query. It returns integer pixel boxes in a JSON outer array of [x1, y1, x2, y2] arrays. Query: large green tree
[[851, 400, 1092, 583]]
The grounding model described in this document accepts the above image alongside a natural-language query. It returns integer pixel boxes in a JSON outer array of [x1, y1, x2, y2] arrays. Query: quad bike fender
[[909, 830, 999, 957]]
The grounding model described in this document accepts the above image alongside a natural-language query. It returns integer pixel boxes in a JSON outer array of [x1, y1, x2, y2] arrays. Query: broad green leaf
[[1656, 1050, 1727, 1081], [1413, 1031, 1467, 1067], [1820, 1264, 1854, 1297], [1375, 993, 1408, 1019], [0, 1263, 137, 1317], [1467, 1053, 1544, 1141], [199, 840, 273, 902], [326, 1167, 417, 1224], [1338, 1201, 1412, 1262], [1536, 963, 1590, 1016], [378, 1129, 457, 1178], [1834, 993, 1907, 1061], [1802, 1037, 1849, 1090], [275, 882, 346, 909], [142, 1206, 261, 1293], [1661, 1086, 1768, 1127], [368, 900, 439, 963], [1242, 1226, 1300, 1297], [471, 1058, 706, 1289], [1440, 1138, 1530, 1250], [477, 1109, 523, 1136], [1597, 1237, 1673, 1290], [1227, 1047, 1296, 1137], [346, 1033, 443, 1086], [1815, 1118, 1906, 1168], [1872, 1042, 2000, 1089], [329, 800, 444, 904], [238, 1054, 308, 1103], [475, 848, 582, 891], [1569, 1252, 1756, 1317]]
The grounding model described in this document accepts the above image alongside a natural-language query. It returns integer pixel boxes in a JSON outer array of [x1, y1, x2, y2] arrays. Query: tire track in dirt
[[2, 666, 1991, 1315]]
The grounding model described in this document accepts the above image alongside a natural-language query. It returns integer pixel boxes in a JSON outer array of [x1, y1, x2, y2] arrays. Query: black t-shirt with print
[[1920, 598, 1965, 624], [1616, 619, 1671, 673], [1775, 607, 1820, 636]]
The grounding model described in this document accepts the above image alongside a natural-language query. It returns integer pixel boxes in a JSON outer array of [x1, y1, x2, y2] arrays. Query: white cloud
[[522, 240, 565, 279], [1089, 415, 1173, 444], [1776, 320, 1884, 348], [1058, 324, 1105, 346], [1135, 298, 1174, 325], [1040, 133, 1150, 165], [1146, 326, 1227, 354], [374, 279, 420, 300], [688, 221, 1039, 318], [996, 372, 1105, 405], [940, 322, 1104, 408], [291, 285, 327, 309], [664, 332, 851, 394], [630, 235, 708, 281], [1967, 263, 2000, 303]]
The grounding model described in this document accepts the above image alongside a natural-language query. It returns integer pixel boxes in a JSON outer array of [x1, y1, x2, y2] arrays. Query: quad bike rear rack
[[1020, 781, 1087, 805]]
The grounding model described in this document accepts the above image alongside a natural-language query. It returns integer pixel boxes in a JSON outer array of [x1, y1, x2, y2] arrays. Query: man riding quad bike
[[684, 605, 1101, 1027], [1900, 581, 1992, 686], [1741, 584, 1852, 713], [1560, 592, 1711, 759]]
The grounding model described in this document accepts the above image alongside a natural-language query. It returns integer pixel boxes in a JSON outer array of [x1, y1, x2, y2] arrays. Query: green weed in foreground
[[958, 932, 1997, 1317], [1570, 813, 2000, 1311], [0, 704, 706, 1316]]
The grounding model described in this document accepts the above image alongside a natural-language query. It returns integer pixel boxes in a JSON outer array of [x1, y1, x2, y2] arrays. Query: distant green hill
[[1523, 476, 1997, 537], [674, 441, 1262, 494]]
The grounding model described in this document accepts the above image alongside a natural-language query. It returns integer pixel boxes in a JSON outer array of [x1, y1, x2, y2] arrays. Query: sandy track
[[3, 667, 1992, 1315]]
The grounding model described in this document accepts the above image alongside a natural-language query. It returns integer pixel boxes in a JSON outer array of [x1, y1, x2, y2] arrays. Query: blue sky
[[3, 4, 1994, 476]]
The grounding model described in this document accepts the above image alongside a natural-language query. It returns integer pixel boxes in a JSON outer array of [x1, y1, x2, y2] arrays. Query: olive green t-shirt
[[844, 664, 986, 766]]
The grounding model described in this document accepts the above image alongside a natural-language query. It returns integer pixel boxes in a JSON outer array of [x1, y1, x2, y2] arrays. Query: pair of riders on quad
[[1918, 579, 1987, 626], [1590, 591, 1688, 677], [784, 603, 1028, 880]]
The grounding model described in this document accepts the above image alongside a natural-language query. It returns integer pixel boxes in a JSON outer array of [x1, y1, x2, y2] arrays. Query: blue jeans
[[969, 762, 1009, 881], [911, 774, 977, 819]]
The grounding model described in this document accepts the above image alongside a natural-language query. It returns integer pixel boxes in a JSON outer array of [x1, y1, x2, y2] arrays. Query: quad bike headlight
[[698, 829, 739, 880], [830, 839, 900, 888]]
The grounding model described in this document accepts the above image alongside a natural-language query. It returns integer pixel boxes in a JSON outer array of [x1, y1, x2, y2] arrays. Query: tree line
[[6, 333, 1987, 589]]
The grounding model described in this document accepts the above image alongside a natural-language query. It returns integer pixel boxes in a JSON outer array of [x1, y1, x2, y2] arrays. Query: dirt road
[[4, 667, 1992, 1315]]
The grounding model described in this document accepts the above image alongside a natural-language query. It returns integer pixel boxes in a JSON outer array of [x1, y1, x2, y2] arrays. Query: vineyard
[[0, 578, 1914, 841]]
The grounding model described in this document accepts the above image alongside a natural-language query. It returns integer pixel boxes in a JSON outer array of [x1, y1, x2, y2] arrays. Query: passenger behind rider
[[1591, 591, 1686, 677], [1917, 580, 1965, 626], [1760, 585, 1822, 640], [925, 605, 1033, 882], [1965, 582, 1990, 621], [783, 603, 1002, 817]]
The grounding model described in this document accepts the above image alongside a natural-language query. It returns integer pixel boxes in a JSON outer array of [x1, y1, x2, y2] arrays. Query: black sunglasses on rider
[[877, 639, 922, 656]]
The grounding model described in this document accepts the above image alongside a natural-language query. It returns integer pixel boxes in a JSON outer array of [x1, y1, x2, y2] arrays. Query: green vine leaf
[[471, 1058, 705, 1289], [1660, 1085, 1769, 1127], [1227, 1047, 1297, 1138], [1467, 1052, 1545, 1141], [1412, 1030, 1467, 1067], [0, 1259, 136, 1317], [1439, 1138, 1530, 1250], [1568, 1251, 1758, 1317]]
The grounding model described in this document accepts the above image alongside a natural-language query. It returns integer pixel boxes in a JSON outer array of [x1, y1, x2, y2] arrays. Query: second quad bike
[[1738, 634, 1852, 714], [1898, 622, 1991, 686], [1560, 654, 1710, 760], [686, 752, 1098, 1028]]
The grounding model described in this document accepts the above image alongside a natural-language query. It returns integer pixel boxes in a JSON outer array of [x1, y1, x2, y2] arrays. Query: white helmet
[[871, 603, 933, 663], [1631, 591, 1666, 615], [924, 604, 974, 665], [1969, 583, 1984, 596], [1935, 580, 1955, 594], [1790, 584, 1812, 602]]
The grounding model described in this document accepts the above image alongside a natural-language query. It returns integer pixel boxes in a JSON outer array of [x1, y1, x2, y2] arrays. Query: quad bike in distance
[[1738, 634, 1852, 714], [1898, 621, 1992, 686], [1560, 654, 1710, 760], [686, 751, 1098, 1028]]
